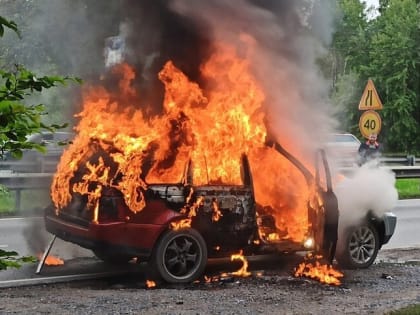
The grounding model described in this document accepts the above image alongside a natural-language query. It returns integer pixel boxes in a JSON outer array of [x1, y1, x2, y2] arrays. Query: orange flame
[[231, 250, 251, 277], [212, 200, 223, 222], [146, 280, 156, 288], [294, 254, 343, 286], [51, 40, 313, 243], [267, 233, 280, 241], [38, 254, 64, 266], [170, 218, 192, 230]]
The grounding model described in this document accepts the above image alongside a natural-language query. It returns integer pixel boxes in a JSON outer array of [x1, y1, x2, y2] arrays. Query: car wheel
[[93, 249, 133, 264], [152, 228, 207, 284], [336, 223, 379, 269]]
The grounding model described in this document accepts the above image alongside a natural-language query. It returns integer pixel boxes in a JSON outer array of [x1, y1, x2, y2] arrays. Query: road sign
[[358, 79, 383, 110], [359, 110, 382, 138]]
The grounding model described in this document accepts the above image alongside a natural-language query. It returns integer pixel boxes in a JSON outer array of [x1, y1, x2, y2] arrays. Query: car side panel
[[45, 199, 184, 257]]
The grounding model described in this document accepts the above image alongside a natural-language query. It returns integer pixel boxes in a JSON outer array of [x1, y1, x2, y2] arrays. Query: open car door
[[265, 138, 338, 263], [314, 149, 339, 264]]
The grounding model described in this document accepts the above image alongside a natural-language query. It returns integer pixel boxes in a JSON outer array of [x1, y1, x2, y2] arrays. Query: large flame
[[51, 41, 310, 242]]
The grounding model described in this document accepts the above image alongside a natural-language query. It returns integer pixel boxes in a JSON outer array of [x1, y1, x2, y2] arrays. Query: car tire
[[151, 228, 207, 284], [93, 249, 133, 264], [336, 223, 380, 269]]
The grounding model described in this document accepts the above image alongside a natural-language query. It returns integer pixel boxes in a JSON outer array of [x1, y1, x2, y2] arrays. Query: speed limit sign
[[359, 110, 382, 138]]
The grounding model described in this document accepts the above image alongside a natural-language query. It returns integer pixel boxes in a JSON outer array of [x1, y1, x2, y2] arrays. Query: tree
[[0, 16, 79, 269], [328, 0, 370, 136], [330, 0, 420, 153], [363, 0, 420, 152], [0, 17, 80, 159]]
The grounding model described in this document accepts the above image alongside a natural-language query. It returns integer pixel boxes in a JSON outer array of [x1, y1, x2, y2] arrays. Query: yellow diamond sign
[[358, 79, 383, 110]]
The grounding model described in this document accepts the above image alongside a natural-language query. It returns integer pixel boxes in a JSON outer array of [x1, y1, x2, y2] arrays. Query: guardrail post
[[15, 189, 21, 212], [407, 155, 416, 166]]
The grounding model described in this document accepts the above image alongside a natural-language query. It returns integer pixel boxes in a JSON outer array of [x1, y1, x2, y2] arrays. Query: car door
[[313, 149, 339, 262]]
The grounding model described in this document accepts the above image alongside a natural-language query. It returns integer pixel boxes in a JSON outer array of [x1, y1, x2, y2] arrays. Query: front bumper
[[381, 212, 397, 245]]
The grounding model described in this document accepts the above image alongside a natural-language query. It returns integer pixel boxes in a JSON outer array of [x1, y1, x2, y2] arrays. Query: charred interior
[[48, 147, 325, 258]]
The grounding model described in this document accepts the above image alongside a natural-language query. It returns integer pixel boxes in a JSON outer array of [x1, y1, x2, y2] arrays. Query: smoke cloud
[[167, 0, 338, 157], [335, 161, 399, 227], [5, 0, 338, 150]]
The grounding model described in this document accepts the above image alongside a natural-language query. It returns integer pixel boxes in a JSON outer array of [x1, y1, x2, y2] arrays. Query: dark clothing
[[358, 141, 381, 164], [322, 191, 339, 265]]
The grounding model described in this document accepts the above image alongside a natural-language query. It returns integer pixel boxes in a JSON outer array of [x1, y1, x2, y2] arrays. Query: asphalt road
[[0, 216, 92, 259], [0, 199, 417, 284], [0, 199, 418, 259], [382, 199, 420, 249]]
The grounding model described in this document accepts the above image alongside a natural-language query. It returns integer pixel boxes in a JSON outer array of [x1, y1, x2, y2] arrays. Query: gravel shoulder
[[0, 248, 419, 315]]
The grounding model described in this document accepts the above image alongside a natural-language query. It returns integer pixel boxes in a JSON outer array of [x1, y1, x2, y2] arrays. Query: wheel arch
[[368, 216, 386, 248], [149, 226, 208, 283]]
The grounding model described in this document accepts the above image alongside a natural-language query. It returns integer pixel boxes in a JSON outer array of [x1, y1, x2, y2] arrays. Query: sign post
[[358, 79, 383, 138]]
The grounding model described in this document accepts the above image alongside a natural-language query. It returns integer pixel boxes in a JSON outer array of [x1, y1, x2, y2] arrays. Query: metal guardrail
[[0, 155, 419, 211], [338, 165, 420, 179], [384, 166, 420, 179], [381, 155, 417, 166], [0, 171, 53, 211], [0, 159, 58, 173]]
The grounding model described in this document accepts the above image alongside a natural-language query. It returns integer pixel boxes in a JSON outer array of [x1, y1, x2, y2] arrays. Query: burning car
[[44, 48, 395, 283], [44, 137, 396, 283], [45, 139, 326, 282]]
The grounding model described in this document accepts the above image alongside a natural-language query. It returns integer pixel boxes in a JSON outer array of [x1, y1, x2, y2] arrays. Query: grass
[[387, 304, 420, 315], [0, 188, 51, 216], [0, 192, 14, 214], [396, 178, 420, 199]]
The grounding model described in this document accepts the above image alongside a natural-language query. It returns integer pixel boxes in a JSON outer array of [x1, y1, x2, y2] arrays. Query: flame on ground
[[38, 254, 64, 266], [231, 250, 251, 277], [294, 254, 343, 286], [146, 280, 156, 288]]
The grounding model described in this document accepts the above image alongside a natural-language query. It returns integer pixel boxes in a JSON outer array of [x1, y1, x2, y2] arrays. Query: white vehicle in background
[[325, 133, 361, 167]]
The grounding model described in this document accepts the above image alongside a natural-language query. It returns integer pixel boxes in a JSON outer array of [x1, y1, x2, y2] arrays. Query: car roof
[[27, 131, 74, 144], [330, 133, 361, 144]]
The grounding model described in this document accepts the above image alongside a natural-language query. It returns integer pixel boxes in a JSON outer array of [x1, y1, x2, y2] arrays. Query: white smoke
[[334, 161, 399, 227]]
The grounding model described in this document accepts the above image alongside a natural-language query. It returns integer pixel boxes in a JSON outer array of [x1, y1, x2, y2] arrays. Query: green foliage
[[0, 16, 81, 159], [0, 15, 19, 37], [332, 0, 369, 75], [0, 249, 36, 270], [0, 15, 80, 269], [387, 304, 420, 315], [0, 65, 80, 158], [364, 0, 420, 153], [330, 0, 420, 153], [395, 178, 420, 199], [0, 184, 13, 214]]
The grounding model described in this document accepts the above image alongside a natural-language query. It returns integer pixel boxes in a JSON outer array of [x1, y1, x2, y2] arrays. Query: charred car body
[[45, 140, 396, 283]]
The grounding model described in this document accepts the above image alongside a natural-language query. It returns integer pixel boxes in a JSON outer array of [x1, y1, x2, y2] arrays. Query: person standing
[[358, 133, 381, 165]]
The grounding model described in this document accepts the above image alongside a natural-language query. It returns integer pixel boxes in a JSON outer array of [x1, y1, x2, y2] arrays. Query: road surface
[[0, 199, 418, 259]]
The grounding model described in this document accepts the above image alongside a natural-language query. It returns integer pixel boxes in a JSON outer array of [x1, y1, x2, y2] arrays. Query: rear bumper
[[45, 214, 165, 258], [381, 212, 397, 244]]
